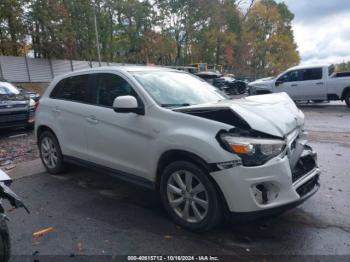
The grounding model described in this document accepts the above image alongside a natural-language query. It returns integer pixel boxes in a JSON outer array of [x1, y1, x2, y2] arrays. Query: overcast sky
[[277, 0, 350, 65]]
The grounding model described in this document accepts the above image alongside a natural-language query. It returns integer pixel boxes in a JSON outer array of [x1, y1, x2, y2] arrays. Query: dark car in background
[[0, 81, 36, 130], [195, 71, 247, 95], [16, 86, 41, 103]]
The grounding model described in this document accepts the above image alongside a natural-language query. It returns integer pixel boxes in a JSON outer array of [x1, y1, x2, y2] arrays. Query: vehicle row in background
[[195, 71, 247, 95], [0, 81, 37, 130], [16, 86, 41, 103], [248, 64, 350, 107]]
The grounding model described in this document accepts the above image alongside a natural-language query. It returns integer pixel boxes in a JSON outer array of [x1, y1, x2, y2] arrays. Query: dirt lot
[[0, 130, 39, 170]]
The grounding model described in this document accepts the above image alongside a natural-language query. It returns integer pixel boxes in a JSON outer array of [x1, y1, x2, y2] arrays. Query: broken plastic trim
[[0, 182, 30, 213], [216, 160, 243, 170]]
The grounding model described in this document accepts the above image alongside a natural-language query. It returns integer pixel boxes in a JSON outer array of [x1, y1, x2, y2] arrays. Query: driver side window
[[278, 70, 302, 82], [94, 73, 138, 107]]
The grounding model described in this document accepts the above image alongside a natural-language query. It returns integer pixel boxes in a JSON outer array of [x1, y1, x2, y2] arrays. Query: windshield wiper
[[161, 103, 192, 108]]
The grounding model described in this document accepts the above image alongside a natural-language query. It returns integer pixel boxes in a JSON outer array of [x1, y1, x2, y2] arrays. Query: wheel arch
[[155, 149, 230, 213], [341, 86, 350, 100], [36, 125, 57, 141]]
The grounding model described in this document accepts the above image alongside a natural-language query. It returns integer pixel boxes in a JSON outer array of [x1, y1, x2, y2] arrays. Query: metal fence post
[[24, 56, 31, 82], [0, 57, 3, 79], [49, 58, 54, 79]]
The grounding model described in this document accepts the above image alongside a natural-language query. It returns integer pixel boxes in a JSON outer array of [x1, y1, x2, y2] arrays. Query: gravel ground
[[0, 129, 39, 169]]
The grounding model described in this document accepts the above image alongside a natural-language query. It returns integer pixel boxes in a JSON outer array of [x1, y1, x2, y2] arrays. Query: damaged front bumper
[[209, 144, 320, 218]]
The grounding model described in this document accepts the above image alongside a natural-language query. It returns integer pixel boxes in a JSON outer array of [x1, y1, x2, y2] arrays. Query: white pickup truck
[[248, 64, 350, 107]]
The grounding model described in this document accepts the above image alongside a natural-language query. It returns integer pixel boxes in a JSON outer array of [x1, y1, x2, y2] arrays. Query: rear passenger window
[[50, 75, 90, 103], [95, 73, 137, 107], [301, 68, 322, 81]]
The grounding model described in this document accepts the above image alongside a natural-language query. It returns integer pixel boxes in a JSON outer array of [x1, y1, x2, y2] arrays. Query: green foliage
[[336, 61, 350, 72], [0, 0, 27, 55], [0, 0, 300, 76], [237, 0, 299, 77]]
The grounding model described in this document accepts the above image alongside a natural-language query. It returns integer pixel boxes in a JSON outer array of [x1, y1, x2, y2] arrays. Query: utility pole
[[93, 4, 101, 66]]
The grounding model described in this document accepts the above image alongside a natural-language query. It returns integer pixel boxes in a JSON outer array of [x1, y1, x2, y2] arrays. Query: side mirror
[[113, 95, 145, 115], [275, 80, 283, 86]]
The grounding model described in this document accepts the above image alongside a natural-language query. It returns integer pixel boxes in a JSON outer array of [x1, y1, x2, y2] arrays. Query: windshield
[[133, 71, 226, 107], [0, 82, 20, 95]]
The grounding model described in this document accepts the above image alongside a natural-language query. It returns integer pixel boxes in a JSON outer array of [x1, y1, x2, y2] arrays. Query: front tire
[[160, 161, 222, 232], [39, 131, 66, 174]]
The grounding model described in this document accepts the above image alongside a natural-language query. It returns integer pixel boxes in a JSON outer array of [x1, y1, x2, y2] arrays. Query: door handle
[[316, 82, 324, 85], [85, 115, 99, 124], [291, 84, 298, 87]]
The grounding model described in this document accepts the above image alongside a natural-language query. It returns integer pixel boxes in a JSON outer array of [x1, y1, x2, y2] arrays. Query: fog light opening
[[252, 183, 279, 205]]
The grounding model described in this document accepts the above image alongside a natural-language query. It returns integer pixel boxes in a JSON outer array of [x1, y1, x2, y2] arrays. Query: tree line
[[0, 0, 300, 77], [336, 61, 350, 72]]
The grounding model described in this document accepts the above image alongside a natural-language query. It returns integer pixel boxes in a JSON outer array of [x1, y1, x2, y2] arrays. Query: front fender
[[156, 128, 238, 166]]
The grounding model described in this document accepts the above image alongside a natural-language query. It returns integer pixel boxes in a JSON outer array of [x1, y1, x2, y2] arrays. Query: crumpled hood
[[228, 93, 304, 137], [178, 93, 304, 137]]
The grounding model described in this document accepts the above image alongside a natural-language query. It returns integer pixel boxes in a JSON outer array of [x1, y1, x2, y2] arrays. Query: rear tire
[[345, 91, 350, 108], [39, 131, 66, 174], [0, 217, 10, 262], [160, 161, 222, 232]]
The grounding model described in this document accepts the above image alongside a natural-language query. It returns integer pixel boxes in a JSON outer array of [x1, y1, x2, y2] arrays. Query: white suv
[[35, 66, 320, 231]]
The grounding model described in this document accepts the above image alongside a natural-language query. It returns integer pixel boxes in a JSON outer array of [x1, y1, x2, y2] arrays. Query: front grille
[[296, 175, 319, 197], [0, 104, 27, 109], [29, 109, 35, 118], [0, 112, 28, 123], [292, 155, 316, 182]]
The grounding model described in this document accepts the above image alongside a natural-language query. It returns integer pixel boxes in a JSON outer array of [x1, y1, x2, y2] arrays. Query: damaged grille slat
[[296, 175, 319, 197], [292, 155, 317, 183], [0, 113, 28, 123]]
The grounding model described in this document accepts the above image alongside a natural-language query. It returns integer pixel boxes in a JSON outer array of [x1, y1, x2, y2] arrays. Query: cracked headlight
[[220, 134, 286, 166]]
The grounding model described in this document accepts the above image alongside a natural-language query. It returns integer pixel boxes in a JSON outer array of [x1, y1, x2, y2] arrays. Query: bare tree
[[235, 0, 256, 21]]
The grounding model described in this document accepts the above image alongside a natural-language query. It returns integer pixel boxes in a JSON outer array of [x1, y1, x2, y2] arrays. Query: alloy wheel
[[167, 170, 209, 223], [41, 136, 58, 169]]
